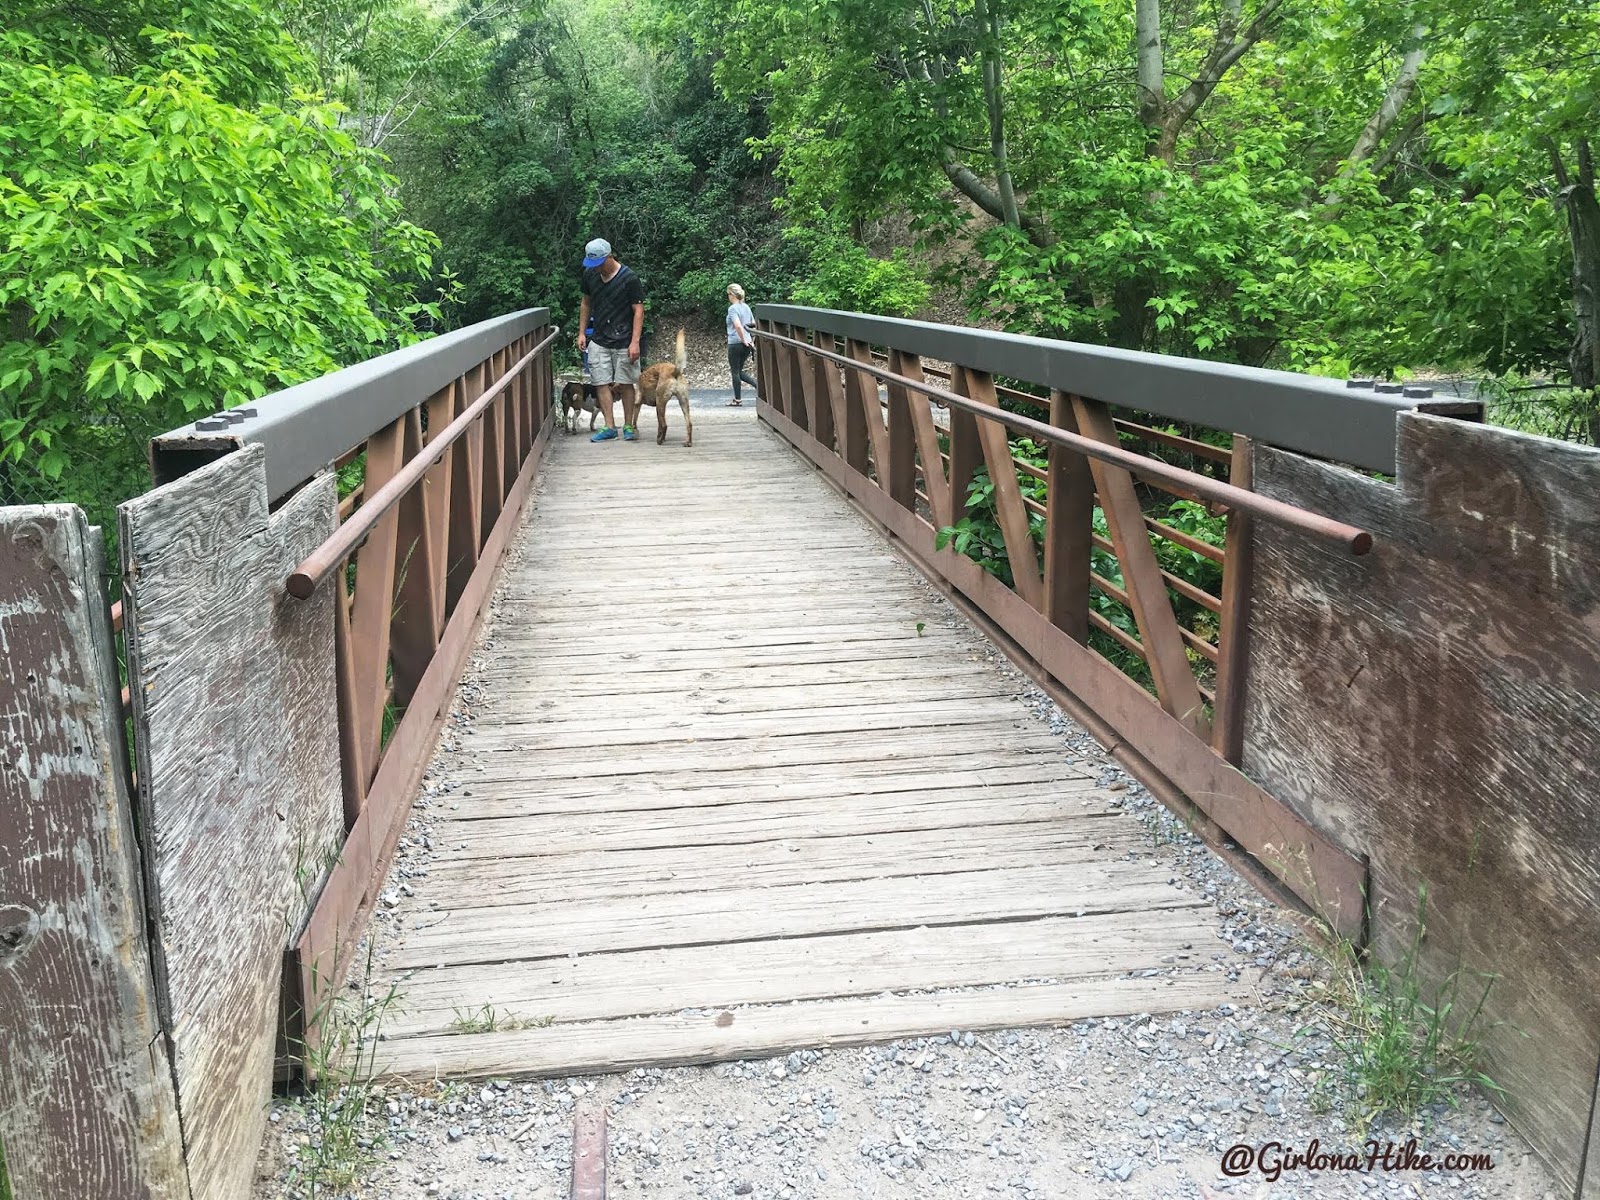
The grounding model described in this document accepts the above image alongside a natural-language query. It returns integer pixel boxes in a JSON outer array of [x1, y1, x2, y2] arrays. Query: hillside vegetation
[[2, 0, 1597, 524]]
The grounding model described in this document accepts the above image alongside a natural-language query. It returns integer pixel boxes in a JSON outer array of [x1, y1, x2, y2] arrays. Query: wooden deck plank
[[387, 862, 1199, 969], [432, 791, 1119, 860], [361, 410, 1241, 1078], [380, 909, 1221, 1035], [406, 822, 1142, 910], [458, 698, 1047, 748], [426, 761, 1095, 820], [465, 657, 999, 694], [371, 975, 1247, 1082], [423, 728, 1073, 785]]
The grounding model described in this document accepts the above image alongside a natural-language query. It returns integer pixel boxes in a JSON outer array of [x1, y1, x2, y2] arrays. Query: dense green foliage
[[934, 435, 1226, 691], [1, 4, 443, 526], [679, 0, 1599, 430], [2, 0, 1597, 531], [323, 0, 809, 366]]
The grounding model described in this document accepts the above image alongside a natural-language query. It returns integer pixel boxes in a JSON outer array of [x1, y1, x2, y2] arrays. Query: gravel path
[[252, 408, 1559, 1200]]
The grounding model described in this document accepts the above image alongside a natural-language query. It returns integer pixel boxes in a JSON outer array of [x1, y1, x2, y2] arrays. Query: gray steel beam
[[754, 304, 1479, 474], [150, 309, 551, 502]]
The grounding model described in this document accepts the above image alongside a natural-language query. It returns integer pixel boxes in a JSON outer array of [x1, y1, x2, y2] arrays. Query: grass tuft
[[448, 1003, 555, 1034], [1296, 886, 1502, 1131], [284, 945, 403, 1198]]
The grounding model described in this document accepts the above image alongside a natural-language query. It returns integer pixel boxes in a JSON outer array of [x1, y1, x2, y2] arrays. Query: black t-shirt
[[582, 264, 644, 349]]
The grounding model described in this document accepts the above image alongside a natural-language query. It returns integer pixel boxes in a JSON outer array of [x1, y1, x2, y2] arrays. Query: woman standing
[[725, 283, 758, 406]]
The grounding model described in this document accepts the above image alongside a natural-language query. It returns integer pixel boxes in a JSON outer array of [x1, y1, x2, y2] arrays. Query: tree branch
[[1156, 0, 1285, 159], [938, 146, 1053, 245], [1337, 23, 1428, 178]]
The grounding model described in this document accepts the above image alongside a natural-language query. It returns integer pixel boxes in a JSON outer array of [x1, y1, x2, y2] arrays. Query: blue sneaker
[[622, 425, 637, 441], [591, 427, 618, 442]]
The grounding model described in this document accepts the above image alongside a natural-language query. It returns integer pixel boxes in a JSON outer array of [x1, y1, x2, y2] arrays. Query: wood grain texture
[[120, 446, 341, 1200], [372, 975, 1246, 1082], [1244, 413, 1600, 1197], [0, 509, 190, 1200], [381, 908, 1220, 1037], [358, 407, 1246, 1080]]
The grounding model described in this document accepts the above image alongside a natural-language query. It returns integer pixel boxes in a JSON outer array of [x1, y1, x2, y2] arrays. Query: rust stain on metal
[[570, 1103, 607, 1200]]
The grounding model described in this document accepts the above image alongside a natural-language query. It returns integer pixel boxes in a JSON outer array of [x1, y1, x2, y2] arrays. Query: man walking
[[577, 237, 645, 442]]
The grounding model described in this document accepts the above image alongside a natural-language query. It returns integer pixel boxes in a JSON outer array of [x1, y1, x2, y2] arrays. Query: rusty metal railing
[[749, 307, 1427, 943]]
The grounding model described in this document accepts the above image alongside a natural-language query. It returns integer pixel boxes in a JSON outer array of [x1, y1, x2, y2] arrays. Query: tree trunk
[[1135, 0, 1165, 150], [971, 0, 1020, 229], [1323, 20, 1428, 206], [1555, 140, 1600, 444]]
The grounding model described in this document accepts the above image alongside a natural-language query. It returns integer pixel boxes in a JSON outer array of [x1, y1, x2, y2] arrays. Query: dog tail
[[674, 327, 687, 374]]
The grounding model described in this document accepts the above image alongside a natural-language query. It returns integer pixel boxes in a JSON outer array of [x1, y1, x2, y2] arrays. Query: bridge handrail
[[151, 307, 551, 502], [753, 304, 1479, 474], [754, 326, 1372, 557], [285, 326, 561, 599]]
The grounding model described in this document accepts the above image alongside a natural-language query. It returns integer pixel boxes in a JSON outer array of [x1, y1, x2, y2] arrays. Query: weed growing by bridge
[[286, 947, 403, 1198], [448, 1004, 556, 1035], [1296, 889, 1502, 1132]]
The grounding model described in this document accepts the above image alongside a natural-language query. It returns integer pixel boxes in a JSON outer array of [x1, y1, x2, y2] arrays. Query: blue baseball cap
[[582, 238, 611, 268]]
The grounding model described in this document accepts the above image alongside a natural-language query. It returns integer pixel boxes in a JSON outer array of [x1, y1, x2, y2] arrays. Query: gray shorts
[[587, 343, 639, 386]]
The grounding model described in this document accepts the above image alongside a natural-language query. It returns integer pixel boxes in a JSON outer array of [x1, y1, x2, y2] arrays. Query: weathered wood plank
[[1245, 413, 1600, 1195], [0, 508, 190, 1200], [467, 656, 997, 695], [459, 696, 1043, 748], [432, 726, 1071, 786], [387, 862, 1196, 970], [370, 975, 1246, 1082], [119, 446, 341, 1200], [380, 908, 1219, 1035], [432, 790, 1117, 861], [431, 757, 1092, 814], [411, 822, 1139, 911]]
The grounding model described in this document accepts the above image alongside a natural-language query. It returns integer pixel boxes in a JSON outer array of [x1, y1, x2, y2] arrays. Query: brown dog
[[626, 328, 692, 447], [559, 379, 600, 435]]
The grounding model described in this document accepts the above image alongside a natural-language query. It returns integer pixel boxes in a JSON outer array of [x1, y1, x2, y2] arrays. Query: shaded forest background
[[2, 0, 1597, 528]]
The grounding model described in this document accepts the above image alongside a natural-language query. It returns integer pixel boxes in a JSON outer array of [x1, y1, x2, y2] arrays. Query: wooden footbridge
[[4, 306, 1599, 1200]]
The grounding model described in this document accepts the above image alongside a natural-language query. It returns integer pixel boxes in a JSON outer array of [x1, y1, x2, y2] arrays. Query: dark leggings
[[728, 343, 757, 399]]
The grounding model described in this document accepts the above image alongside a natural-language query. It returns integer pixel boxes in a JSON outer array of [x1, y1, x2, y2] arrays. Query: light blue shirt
[[726, 302, 755, 346]]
